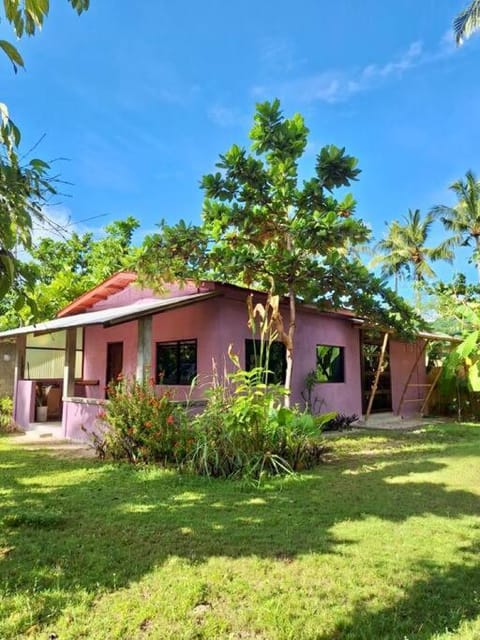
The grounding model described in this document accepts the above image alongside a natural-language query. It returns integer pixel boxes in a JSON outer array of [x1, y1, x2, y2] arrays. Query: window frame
[[315, 344, 345, 383], [155, 338, 197, 385]]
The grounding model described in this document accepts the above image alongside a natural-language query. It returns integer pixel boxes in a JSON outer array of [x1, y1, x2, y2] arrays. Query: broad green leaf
[[0, 40, 25, 72], [456, 330, 479, 359], [467, 361, 480, 392]]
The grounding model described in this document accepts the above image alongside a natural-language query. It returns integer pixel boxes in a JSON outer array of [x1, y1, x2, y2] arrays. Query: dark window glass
[[245, 339, 286, 384], [316, 345, 345, 383], [156, 339, 197, 385]]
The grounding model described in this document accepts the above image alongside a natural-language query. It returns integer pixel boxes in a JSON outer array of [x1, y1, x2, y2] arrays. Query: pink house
[[0, 272, 435, 440]]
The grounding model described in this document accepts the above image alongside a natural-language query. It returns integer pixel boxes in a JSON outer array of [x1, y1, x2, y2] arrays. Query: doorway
[[106, 342, 123, 393], [361, 331, 392, 413]]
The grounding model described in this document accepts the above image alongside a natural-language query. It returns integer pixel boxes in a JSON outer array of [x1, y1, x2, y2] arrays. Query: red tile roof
[[57, 272, 137, 317]]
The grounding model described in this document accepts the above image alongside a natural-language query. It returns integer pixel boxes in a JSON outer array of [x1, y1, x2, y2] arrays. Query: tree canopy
[[372, 209, 455, 307], [138, 100, 421, 401], [0, 216, 140, 329], [0, 0, 90, 301], [432, 170, 480, 282]]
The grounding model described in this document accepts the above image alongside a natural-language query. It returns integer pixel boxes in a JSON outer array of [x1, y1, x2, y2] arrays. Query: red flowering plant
[[100, 374, 192, 464]]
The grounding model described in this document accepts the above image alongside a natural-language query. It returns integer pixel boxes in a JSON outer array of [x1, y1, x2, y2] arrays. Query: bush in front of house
[[98, 375, 192, 464], [188, 364, 335, 480], [97, 367, 334, 480]]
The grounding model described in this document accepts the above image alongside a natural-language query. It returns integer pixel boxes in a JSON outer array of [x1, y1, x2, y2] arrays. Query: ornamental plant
[[189, 357, 334, 480], [188, 296, 335, 480], [99, 375, 192, 464]]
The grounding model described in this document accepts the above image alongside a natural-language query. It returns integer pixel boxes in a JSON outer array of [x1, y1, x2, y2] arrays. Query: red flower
[[166, 415, 174, 425], [144, 421, 153, 428]]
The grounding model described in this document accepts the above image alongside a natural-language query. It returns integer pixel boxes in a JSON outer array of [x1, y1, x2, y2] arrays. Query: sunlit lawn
[[0, 423, 479, 639]]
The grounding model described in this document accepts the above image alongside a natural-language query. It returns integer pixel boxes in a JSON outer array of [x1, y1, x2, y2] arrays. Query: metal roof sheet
[[0, 291, 220, 339], [417, 330, 463, 343]]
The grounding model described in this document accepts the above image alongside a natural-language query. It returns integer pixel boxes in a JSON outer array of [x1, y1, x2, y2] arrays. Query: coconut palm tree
[[372, 209, 455, 308], [432, 170, 480, 282], [371, 220, 409, 293], [454, 0, 480, 45]]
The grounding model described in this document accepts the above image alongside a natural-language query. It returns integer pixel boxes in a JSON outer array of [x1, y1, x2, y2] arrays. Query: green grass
[[0, 422, 479, 639]]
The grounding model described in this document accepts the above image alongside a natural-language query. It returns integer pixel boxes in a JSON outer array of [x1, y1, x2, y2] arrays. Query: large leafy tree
[[0, 1, 89, 299], [138, 100, 420, 404], [373, 209, 454, 307], [433, 170, 480, 282], [454, 0, 480, 45], [0, 217, 140, 328]]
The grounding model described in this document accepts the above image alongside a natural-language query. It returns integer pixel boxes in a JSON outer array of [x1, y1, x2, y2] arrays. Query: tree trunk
[[283, 286, 296, 408], [414, 274, 422, 312], [476, 236, 480, 283]]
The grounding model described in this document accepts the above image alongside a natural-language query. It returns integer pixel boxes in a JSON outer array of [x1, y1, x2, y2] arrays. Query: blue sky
[[2, 0, 480, 296]]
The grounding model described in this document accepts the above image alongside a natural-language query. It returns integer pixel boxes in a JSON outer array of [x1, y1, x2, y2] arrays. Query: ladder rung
[[403, 398, 424, 403], [407, 384, 431, 387]]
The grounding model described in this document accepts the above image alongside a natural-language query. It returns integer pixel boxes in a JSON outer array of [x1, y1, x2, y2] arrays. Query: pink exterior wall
[[152, 298, 223, 401], [62, 399, 105, 440], [390, 339, 428, 416], [83, 320, 138, 399], [203, 295, 364, 415], [14, 380, 36, 429], [293, 311, 363, 416]]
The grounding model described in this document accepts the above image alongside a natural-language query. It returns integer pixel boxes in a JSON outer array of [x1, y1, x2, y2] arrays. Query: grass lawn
[[0, 423, 479, 639]]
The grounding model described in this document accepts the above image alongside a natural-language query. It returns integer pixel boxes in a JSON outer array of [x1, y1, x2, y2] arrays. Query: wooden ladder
[[397, 345, 443, 417]]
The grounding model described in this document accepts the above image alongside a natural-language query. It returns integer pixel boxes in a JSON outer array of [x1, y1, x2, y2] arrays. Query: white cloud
[[32, 205, 109, 245], [259, 37, 303, 74], [252, 34, 456, 105], [207, 104, 246, 128]]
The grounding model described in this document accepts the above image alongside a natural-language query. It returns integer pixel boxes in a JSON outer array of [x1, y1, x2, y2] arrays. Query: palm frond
[[454, 0, 480, 45]]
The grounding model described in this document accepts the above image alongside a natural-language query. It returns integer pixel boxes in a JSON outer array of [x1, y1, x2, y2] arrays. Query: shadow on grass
[[0, 425, 479, 636], [322, 555, 480, 640]]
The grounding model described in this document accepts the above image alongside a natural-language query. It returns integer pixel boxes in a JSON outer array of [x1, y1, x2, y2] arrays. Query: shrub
[[0, 396, 15, 433], [98, 375, 192, 464], [189, 360, 335, 479]]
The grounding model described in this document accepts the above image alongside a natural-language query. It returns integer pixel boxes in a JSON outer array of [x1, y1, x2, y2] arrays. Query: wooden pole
[[365, 332, 389, 422], [63, 328, 76, 399], [420, 365, 443, 417], [13, 334, 26, 423], [136, 316, 152, 382]]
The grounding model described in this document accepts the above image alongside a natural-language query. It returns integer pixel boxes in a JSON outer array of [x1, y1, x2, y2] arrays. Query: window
[[26, 329, 83, 379], [156, 339, 197, 385], [245, 339, 286, 384], [316, 345, 345, 383]]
